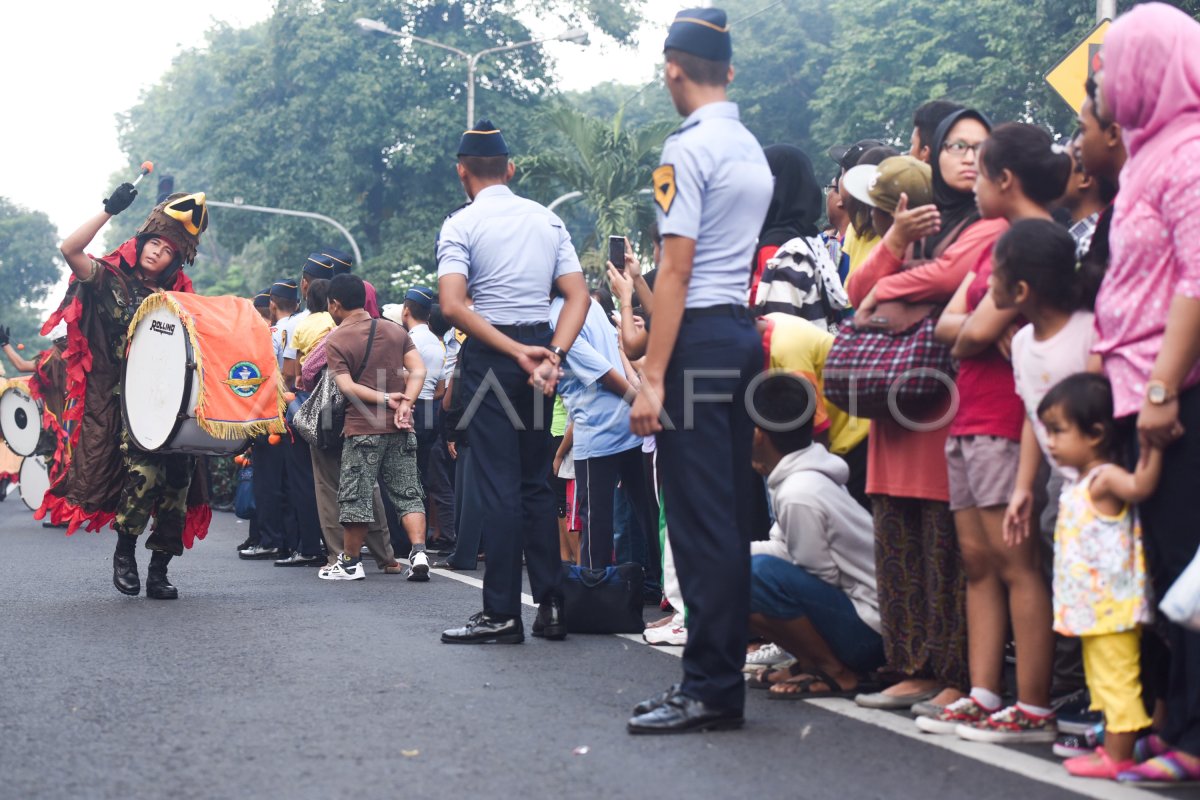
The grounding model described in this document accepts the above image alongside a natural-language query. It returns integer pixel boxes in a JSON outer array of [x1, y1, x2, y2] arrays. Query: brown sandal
[[748, 663, 806, 690]]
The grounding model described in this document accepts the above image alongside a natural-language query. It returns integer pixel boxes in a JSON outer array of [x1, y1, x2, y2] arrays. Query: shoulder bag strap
[[353, 319, 378, 384]]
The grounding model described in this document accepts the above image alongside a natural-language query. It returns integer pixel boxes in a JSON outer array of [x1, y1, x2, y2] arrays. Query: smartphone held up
[[608, 235, 626, 273]]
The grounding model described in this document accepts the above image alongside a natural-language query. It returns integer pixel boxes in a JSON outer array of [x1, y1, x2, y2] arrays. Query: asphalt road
[[1, 493, 1194, 800]]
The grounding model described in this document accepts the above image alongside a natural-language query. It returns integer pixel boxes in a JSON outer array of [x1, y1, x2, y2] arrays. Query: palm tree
[[517, 104, 676, 275]]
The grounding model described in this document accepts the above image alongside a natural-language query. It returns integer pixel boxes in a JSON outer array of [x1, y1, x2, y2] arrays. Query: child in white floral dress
[[1038, 373, 1161, 780]]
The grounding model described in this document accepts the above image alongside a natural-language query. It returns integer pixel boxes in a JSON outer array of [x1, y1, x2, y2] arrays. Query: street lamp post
[[355, 18, 588, 129]]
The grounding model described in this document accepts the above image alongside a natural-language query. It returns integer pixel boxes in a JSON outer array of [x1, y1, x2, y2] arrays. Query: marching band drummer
[[0, 323, 71, 478], [43, 180, 210, 599]]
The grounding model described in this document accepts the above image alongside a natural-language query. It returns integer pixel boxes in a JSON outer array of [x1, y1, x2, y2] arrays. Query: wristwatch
[[1146, 380, 1176, 405], [548, 345, 568, 362], [382, 392, 392, 405]]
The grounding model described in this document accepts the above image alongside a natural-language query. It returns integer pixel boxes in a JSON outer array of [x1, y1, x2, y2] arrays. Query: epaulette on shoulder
[[444, 201, 471, 221], [666, 119, 702, 140]]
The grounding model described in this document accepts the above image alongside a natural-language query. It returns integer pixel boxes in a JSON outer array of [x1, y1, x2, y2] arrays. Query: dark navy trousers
[[414, 399, 456, 545], [447, 446, 484, 569], [656, 311, 761, 713], [459, 331, 562, 617], [251, 435, 288, 550], [281, 433, 325, 558]]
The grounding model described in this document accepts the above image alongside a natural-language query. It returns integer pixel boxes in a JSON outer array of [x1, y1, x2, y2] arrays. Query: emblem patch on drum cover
[[223, 362, 267, 398]]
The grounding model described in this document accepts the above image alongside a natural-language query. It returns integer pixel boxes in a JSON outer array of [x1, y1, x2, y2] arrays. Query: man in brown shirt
[[321, 274, 430, 581]]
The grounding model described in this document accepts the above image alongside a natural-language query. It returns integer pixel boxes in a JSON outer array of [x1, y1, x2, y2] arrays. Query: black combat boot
[[145, 550, 179, 600], [112, 534, 140, 596]]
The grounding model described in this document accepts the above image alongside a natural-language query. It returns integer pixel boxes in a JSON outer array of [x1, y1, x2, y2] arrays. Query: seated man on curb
[[747, 374, 884, 699]]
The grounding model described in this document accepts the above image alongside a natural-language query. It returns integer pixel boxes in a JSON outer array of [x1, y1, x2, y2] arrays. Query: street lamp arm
[[206, 199, 363, 271], [468, 37, 554, 67], [406, 33, 471, 62]]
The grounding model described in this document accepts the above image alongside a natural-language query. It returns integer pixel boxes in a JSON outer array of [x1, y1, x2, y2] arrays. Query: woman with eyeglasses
[[845, 107, 1005, 717]]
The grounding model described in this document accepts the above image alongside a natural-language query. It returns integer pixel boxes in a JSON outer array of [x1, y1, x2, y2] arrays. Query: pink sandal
[[1064, 747, 1134, 780]]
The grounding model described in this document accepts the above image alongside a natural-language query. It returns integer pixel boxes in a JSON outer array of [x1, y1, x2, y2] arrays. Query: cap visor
[[841, 165, 879, 209], [826, 145, 850, 165]]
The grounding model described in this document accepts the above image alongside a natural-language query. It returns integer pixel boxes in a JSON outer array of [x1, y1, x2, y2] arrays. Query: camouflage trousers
[[112, 430, 195, 556], [338, 433, 425, 524]]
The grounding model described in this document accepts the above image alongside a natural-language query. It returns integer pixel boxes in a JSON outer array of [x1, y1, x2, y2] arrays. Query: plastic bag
[[1160, 546, 1200, 633]]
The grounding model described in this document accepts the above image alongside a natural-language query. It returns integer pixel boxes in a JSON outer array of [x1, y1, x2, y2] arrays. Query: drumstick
[[131, 161, 154, 188]]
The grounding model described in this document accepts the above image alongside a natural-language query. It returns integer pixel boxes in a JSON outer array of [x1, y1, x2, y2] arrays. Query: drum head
[[0, 387, 41, 457], [19, 455, 50, 512], [124, 306, 190, 451]]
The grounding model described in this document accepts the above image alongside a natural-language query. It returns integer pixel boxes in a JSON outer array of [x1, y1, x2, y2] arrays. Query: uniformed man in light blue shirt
[[437, 120, 591, 645], [628, 7, 774, 735]]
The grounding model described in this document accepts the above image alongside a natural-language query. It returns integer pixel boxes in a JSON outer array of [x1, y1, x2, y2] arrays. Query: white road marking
[[423, 563, 1162, 800], [424, 562, 534, 606]]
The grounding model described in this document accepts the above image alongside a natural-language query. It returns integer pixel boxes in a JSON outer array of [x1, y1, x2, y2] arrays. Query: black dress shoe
[[430, 557, 475, 571], [441, 612, 524, 644], [146, 551, 178, 600], [531, 596, 567, 640], [627, 693, 744, 735], [274, 552, 323, 567], [239, 545, 281, 560], [633, 683, 681, 716], [112, 551, 140, 596]]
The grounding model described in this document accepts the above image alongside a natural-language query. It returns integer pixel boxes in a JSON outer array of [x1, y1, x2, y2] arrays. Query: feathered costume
[[25, 344, 70, 484], [35, 193, 213, 548]]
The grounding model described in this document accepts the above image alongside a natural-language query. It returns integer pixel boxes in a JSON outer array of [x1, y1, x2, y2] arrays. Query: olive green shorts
[[338, 433, 425, 524]]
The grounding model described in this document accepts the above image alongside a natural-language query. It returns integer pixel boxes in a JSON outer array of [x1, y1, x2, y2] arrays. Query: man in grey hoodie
[[748, 375, 884, 699]]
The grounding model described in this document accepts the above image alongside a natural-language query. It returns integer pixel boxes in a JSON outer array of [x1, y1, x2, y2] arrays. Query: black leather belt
[[683, 304, 752, 322], [494, 322, 552, 337]]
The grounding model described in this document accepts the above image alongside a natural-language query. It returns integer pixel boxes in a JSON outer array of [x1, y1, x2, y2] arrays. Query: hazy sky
[[0, 1, 685, 240]]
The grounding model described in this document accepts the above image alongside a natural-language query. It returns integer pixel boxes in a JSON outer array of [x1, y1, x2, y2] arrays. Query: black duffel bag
[[561, 563, 645, 634]]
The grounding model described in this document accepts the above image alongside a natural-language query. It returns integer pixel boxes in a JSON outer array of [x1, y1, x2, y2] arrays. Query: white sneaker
[[743, 643, 791, 671], [318, 556, 365, 581], [406, 550, 431, 582], [644, 615, 687, 646]]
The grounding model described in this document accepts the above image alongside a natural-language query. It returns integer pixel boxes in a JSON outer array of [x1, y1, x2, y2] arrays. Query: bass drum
[[122, 304, 248, 456], [0, 383, 41, 457], [19, 455, 51, 512]]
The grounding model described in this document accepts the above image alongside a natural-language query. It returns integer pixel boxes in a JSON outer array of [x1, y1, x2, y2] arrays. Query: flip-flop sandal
[[1117, 751, 1200, 787], [748, 663, 805, 690], [766, 669, 858, 700], [1133, 734, 1170, 764]]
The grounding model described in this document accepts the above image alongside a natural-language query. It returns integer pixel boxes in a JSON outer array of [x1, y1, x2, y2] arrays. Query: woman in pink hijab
[[1092, 2, 1200, 785], [363, 280, 382, 318]]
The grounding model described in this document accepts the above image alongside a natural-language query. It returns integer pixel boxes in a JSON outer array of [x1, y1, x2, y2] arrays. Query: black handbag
[[561, 563, 645, 634]]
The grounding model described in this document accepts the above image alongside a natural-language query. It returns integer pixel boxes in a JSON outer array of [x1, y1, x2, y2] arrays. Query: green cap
[[842, 155, 933, 215]]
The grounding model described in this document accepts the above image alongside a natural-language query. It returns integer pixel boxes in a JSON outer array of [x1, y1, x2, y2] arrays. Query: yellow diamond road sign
[[1045, 19, 1111, 113]]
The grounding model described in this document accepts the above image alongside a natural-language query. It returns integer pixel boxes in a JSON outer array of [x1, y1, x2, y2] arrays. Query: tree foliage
[[107, 0, 644, 300], [577, 0, 1200, 170], [105, 0, 1200, 299], [0, 198, 61, 351], [519, 105, 675, 274]]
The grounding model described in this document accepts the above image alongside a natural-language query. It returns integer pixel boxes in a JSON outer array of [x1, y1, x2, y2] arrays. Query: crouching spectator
[[747, 374, 884, 699]]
